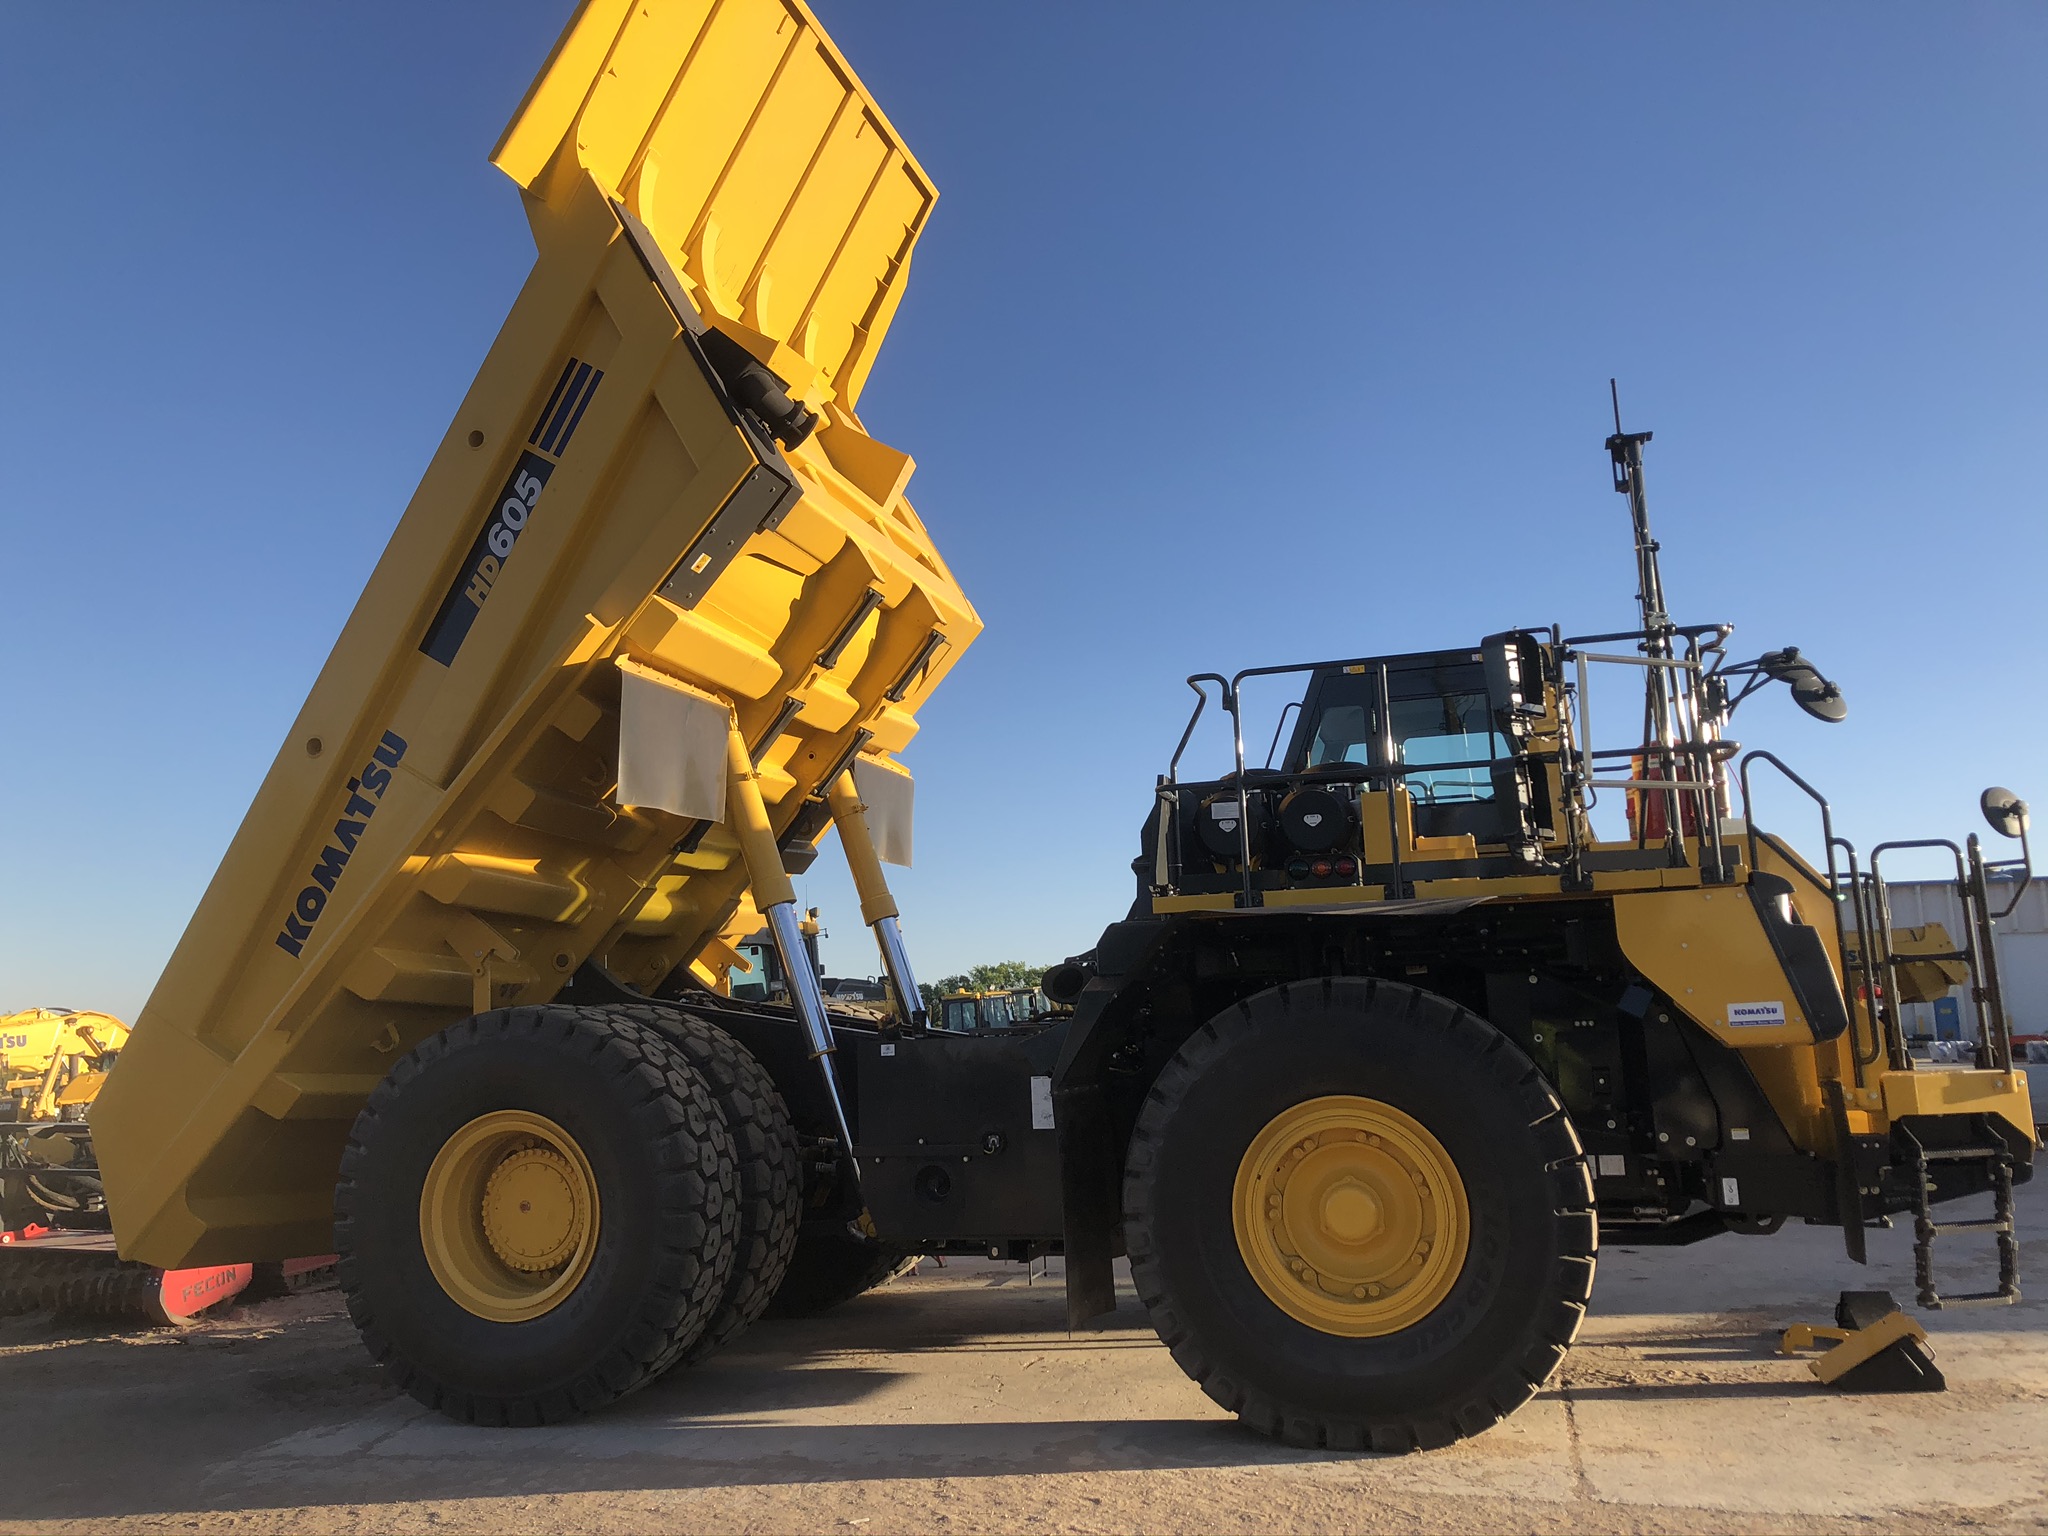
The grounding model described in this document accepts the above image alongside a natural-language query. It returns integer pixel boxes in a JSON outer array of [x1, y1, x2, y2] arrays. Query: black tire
[[1124, 977, 1596, 1452], [605, 1006, 802, 1367], [335, 1006, 739, 1425], [762, 1224, 912, 1319]]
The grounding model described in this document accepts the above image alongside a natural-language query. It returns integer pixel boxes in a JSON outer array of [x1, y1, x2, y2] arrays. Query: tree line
[[917, 960, 1047, 1010]]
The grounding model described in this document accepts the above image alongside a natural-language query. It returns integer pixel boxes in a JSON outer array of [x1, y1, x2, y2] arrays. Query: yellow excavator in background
[[2, 1008, 130, 1231]]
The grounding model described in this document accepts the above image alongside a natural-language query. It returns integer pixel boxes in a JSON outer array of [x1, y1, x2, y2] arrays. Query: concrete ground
[[2, 1180, 2043, 1535]]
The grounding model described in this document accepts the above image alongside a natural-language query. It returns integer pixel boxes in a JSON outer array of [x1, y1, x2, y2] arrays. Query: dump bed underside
[[93, 0, 977, 1267]]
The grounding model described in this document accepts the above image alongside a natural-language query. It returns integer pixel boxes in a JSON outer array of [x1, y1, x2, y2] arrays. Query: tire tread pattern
[[1123, 977, 1597, 1453], [605, 1005, 803, 1368], [334, 1005, 739, 1426]]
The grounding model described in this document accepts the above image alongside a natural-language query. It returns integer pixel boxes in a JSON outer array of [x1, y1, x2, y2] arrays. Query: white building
[[1869, 876, 2047, 1045]]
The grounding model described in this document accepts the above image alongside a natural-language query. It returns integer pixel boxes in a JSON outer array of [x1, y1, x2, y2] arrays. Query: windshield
[[1294, 661, 1506, 802]]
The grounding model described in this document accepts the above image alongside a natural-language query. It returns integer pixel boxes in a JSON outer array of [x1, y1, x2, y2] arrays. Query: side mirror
[[1759, 646, 1847, 723], [1981, 786, 2030, 840]]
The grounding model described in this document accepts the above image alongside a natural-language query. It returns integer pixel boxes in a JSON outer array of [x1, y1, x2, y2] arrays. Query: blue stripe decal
[[528, 360, 578, 447], [419, 452, 555, 667], [553, 367, 604, 455], [539, 361, 592, 455]]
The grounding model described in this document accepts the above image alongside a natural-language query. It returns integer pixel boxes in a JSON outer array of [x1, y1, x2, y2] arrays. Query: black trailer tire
[[762, 1224, 912, 1319], [335, 1006, 738, 1426], [1124, 977, 1596, 1452], [604, 1006, 802, 1367]]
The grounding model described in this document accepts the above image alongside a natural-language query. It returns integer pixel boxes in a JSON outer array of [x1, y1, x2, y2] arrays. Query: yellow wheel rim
[[1233, 1095, 1470, 1337], [419, 1110, 600, 1323]]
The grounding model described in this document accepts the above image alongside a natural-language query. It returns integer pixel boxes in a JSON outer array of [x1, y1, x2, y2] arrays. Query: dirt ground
[[2, 1179, 2043, 1536]]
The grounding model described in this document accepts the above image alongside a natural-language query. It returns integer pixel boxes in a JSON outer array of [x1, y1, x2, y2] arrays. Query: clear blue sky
[[3, 3, 2044, 1018]]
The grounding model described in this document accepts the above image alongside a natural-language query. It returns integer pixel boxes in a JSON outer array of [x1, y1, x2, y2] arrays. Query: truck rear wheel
[[335, 1006, 738, 1425], [1124, 978, 1596, 1452], [603, 1006, 802, 1368]]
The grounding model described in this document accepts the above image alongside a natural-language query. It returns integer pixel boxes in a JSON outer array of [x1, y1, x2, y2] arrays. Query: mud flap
[[1824, 1080, 1868, 1264], [1057, 1082, 1120, 1326]]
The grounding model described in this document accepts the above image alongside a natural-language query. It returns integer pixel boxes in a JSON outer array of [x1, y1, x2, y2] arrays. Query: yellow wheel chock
[[1779, 1290, 1945, 1392]]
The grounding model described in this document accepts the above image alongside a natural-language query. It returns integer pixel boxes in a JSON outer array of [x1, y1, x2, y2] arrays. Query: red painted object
[[157, 1262, 252, 1321]]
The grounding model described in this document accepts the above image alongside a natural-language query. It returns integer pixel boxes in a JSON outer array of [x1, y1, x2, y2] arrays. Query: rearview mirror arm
[[1985, 822, 2032, 921]]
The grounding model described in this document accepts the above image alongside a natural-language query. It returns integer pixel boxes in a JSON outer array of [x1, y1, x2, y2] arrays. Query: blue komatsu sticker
[[419, 357, 603, 668], [274, 730, 408, 960]]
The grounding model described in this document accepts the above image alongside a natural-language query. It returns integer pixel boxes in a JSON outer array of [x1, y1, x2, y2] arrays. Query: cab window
[[1307, 700, 1372, 768], [1292, 660, 1507, 800], [1390, 690, 1506, 804]]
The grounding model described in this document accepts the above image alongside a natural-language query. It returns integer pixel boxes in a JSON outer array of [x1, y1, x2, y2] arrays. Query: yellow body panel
[[1359, 789, 1416, 865], [1152, 893, 1240, 914], [1612, 887, 1819, 1049], [53, 1071, 110, 1110], [1260, 886, 1388, 909], [1610, 870, 1849, 1154], [1881, 1068, 2034, 1143], [91, 1, 975, 1268]]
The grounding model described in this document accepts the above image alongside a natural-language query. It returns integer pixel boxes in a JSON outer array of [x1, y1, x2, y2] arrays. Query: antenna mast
[[1606, 381, 1674, 750], [1607, 379, 1667, 644]]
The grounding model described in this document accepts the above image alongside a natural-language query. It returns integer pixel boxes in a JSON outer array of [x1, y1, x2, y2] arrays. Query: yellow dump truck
[[89, 0, 2029, 1450]]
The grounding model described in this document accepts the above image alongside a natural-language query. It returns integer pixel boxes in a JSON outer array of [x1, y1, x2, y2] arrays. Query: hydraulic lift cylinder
[[726, 724, 856, 1153], [826, 772, 928, 1028]]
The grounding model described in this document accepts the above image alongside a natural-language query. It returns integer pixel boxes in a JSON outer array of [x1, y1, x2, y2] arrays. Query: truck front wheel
[[335, 1006, 738, 1425], [1123, 978, 1595, 1452]]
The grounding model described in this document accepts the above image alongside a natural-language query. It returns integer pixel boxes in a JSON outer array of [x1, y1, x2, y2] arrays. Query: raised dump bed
[[93, 0, 977, 1269]]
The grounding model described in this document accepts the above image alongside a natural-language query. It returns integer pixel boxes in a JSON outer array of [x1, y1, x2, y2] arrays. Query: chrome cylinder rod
[[824, 770, 927, 1030], [726, 720, 857, 1157], [872, 914, 926, 1029], [764, 899, 856, 1152]]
